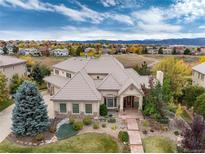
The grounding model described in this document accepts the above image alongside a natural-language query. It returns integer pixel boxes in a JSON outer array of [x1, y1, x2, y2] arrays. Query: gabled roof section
[[192, 62, 205, 74], [53, 57, 89, 73], [0, 55, 26, 67], [44, 75, 69, 88], [118, 78, 143, 96], [125, 68, 150, 88], [98, 73, 121, 90], [51, 70, 101, 101]]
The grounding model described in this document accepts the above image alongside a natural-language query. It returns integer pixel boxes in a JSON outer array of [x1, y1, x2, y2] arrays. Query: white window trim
[[84, 104, 93, 115], [106, 97, 117, 109], [59, 103, 67, 114], [72, 103, 80, 115]]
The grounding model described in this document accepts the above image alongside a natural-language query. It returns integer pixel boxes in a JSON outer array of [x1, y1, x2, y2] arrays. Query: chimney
[[156, 71, 164, 85]]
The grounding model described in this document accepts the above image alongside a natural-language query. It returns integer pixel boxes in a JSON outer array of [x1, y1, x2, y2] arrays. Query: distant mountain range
[[67, 38, 205, 46]]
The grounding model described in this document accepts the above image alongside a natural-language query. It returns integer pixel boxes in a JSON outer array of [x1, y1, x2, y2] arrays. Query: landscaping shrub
[[35, 133, 44, 141], [100, 104, 108, 116], [111, 125, 117, 130], [93, 122, 100, 129], [49, 127, 56, 133], [157, 117, 169, 124], [73, 121, 83, 131], [108, 117, 116, 123], [83, 116, 92, 125], [174, 131, 179, 136], [101, 123, 106, 128], [69, 117, 75, 125], [118, 131, 129, 143], [194, 93, 205, 118]]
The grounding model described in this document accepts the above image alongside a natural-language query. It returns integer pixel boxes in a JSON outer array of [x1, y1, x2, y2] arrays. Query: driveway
[[0, 104, 14, 142], [0, 91, 54, 143]]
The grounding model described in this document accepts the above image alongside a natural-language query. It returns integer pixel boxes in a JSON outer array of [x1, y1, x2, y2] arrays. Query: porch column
[[120, 96, 123, 112], [138, 96, 143, 110]]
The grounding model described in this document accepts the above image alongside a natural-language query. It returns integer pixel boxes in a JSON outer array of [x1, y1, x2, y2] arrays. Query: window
[[85, 104, 92, 114], [60, 103, 67, 113], [72, 104, 79, 114], [55, 69, 59, 75], [66, 72, 71, 78], [106, 97, 117, 108]]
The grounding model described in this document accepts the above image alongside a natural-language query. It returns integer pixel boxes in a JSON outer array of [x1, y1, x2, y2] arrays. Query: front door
[[127, 96, 132, 108]]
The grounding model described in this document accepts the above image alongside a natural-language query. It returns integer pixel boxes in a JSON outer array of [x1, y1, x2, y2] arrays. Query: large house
[[192, 62, 205, 87], [44, 55, 151, 118], [0, 55, 27, 83]]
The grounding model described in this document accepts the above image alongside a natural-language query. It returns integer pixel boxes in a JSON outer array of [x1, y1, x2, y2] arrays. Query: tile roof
[[44, 75, 70, 88], [192, 62, 205, 74], [51, 70, 101, 101], [0, 55, 26, 67], [98, 73, 121, 90]]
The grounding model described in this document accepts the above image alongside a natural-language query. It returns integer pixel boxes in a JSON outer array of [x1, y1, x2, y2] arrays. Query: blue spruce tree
[[12, 81, 49, 136]]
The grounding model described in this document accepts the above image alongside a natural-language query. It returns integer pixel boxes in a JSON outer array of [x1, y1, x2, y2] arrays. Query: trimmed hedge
[[118, 131, 129, 143]]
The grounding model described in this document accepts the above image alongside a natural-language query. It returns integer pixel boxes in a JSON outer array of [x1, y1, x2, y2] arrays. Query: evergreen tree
[[12, 81, 49, 136], [0, 73, 9, 104], [76, 46, 83, 56], [184, 48, 191, 55], [31, 64, 43, 85], [158, 47, 163, 54]]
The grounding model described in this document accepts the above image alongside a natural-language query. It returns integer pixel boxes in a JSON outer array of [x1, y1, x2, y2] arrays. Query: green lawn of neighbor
[[143, 136, 177, 153], [0, 100, 13, 112], [0, 133, 120, 153]]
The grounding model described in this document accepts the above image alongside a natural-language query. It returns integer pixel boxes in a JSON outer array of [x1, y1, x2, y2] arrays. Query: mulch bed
[[7, 131, 56, 146]]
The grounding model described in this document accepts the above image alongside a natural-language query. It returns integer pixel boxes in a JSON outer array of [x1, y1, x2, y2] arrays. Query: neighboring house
[[0, 47, 4, 55], [0, 55, 27, 83], [192, 62, 205, 88], [44, 55, 150, 118], [147, 48, 158, 54], [84, 47, 96, 53], [19, 48, 42, 56], [50, 48, 69, 57], [163, 48, 172, 54]]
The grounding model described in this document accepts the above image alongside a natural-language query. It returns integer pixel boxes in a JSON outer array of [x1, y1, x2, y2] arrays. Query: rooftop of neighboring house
[[192, 62, 205, 74], [50, 55, 150, 101], [0, 55, 26, 68]]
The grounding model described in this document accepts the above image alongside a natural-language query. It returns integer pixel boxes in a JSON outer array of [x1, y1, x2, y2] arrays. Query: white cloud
[[132, 8, 182, 33], [0, 0, 52, 11], [1, 26, 205, 41], [199, 25, 205, 29], [108, 14, 134, 25], [100, 0, 119, 7], [168, 0, 205, 22]]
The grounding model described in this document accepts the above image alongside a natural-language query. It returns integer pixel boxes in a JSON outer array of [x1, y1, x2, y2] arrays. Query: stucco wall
[[53, 101, 100, 116], [0, 63, 27, 83], [192, 70, 205, 88], [53, 68, 74, 78]]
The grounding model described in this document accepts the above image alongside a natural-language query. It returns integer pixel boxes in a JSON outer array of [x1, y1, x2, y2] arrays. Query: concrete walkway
[[0, 104, 14, 143], [126, 118, 144, 153]]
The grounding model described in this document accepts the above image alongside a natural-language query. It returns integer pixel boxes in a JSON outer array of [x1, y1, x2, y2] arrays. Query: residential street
[[0, 91, 53, 143]]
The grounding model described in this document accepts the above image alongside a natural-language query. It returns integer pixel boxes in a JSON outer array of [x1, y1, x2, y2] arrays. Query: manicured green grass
[[143, 136, 177, 153], [0, 100, 13, 112], [0, 133, 119, 153]]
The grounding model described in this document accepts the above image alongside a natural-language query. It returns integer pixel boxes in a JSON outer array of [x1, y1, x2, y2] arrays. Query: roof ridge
[[79, 70, 100, 100], [51, 71, 81, 100]]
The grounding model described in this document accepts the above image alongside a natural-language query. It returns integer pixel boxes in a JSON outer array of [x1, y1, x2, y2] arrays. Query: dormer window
[[55, 69, 59, 75], [66, 72, 71, 78]]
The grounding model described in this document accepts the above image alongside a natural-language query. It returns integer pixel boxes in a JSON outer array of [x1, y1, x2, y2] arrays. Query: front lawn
[[0, 133, 119, 153], [0, 100, 13, 112], [143, 136, 177, 153]]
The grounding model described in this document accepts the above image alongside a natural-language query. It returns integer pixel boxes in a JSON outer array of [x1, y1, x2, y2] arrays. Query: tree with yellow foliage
[[19, 55, 35, 67], [199, 56, 205, 63], [153, 57, 192, 98], [0, 73, 9, 105]]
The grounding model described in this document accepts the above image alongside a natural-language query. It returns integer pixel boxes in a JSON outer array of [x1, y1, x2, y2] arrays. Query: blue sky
[[0, 0, 205, 40]]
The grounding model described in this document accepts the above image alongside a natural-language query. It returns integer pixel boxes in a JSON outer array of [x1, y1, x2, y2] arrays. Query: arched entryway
[[123, 96, 139, 110]]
